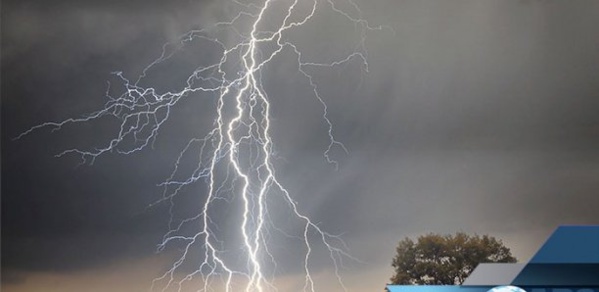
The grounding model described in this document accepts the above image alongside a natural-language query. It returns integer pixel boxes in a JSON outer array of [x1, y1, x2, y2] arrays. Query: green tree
[[390, 232, 517, 285]]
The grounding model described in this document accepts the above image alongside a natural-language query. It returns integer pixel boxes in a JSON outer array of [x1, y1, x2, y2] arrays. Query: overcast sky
[[2, 0, 599, 291]]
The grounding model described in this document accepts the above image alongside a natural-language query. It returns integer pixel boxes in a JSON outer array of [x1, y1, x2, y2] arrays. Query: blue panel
[[530, 226, 599, 264], [511, 264, 599, 286]]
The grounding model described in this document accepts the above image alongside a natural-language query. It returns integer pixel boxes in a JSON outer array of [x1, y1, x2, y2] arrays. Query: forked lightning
[[17, 0, 383, 291]]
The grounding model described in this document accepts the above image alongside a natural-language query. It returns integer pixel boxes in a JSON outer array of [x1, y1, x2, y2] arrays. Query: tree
[[390, 232, 517, 285]]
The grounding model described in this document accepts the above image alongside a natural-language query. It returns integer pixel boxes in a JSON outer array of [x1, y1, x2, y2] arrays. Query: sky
[[2, 0, 599, 291]]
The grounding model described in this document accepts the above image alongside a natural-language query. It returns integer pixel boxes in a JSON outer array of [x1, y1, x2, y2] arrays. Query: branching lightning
[[17, 0, 384, 291]]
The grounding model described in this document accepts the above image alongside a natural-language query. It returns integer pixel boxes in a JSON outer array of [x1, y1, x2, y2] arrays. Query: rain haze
[[2, 0, 599, 291]]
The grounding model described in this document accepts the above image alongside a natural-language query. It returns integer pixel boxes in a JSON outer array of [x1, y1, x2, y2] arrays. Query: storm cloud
[[2, 0, 599, 291]]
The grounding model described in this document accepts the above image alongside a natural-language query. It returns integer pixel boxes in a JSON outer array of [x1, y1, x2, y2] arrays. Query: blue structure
[[387, 226, 599, 292]]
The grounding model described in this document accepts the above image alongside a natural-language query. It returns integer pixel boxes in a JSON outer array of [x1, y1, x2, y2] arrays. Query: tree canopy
[[390, 232, 517, 285]]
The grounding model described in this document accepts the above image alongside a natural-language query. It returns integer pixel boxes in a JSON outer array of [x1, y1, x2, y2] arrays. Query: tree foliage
[[390, 232, 517, 285]]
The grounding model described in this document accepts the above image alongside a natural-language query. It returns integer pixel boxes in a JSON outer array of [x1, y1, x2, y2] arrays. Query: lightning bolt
[[17, 0, 386, 291]]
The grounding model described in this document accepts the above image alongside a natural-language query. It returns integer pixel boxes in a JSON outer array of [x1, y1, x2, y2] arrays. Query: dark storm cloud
[[2, 0, 599, 290], [2, 0, 269, 276], [2, 0, 219, 273]]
